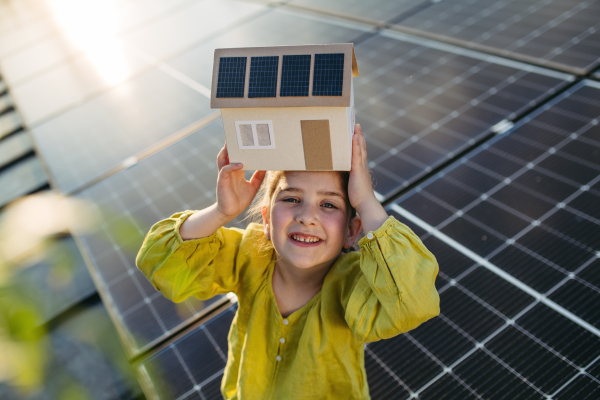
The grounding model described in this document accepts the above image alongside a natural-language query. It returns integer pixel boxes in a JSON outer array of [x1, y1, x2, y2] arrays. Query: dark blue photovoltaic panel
[[248, 56, 279, 98], [216, 57, 247, 98], [280, 54, 311, 97], [312, 53, 344, 96]]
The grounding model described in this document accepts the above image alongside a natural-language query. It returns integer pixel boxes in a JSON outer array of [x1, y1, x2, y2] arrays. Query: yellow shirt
[[136, 211, 440, 400]]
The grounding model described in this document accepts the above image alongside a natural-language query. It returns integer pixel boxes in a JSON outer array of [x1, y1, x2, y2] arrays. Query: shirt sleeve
[[344, 216, 440, 343], [135, 210, 245, 303]]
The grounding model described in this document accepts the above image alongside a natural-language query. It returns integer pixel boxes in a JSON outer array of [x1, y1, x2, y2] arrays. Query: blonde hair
[[245, 171, 357, 252]]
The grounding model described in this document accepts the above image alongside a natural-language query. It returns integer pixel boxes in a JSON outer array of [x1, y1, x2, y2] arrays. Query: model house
[[210, 43, 359, 171]]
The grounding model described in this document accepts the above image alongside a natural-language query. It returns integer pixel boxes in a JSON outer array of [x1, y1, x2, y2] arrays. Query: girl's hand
[[215, 143, 266, 222], [349, 124, 388, 233]]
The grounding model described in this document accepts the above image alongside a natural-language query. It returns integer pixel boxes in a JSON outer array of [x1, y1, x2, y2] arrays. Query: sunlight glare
[[47, 0, 128, 85]]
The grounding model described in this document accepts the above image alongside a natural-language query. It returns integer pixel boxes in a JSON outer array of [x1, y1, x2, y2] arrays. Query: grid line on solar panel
[[374, 82, 600, 396], [351, 33, 570, 199], [280, 54, 311, 97], [384, 277, 597, 398], [74, 122, 235, 357], [312, 53, 344, 96], [287, 0, 428, 26], [137, 304, 236, 400], [365, 347, 413, 396], [216, 57, 247, 98], [248, 55, 279, 98], [398, 0, 600, 74]]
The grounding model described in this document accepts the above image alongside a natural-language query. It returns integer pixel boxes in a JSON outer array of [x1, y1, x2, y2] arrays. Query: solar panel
[[280, 54, 311, 97], [288, 0, 427, 24], [373, 80, 600, 398], [216, 57, 247, 98], [0, 130, 32, 168], [15, 236, 96, 323], [0, 93, 11, 114], [136, 303, 236, 400], [248, 56, 279, 98], [0, 0, 195, 86], [0, 156, 47, 207], [122, 0, 265, 60], [312, 53, 344, 96], [30, 68, 212, 194], [0, 109, 21, 139], [353, 31, 572, 200], [74, 121, 235, 358], [398, 0, 600, 74]]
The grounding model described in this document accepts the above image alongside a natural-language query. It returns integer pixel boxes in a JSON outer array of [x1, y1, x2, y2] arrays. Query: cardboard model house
[[210, 44, 359, 171]]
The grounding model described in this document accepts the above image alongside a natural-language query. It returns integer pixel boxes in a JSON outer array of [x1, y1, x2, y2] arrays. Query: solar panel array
[[288, 0, 427, 24], [312, 53, 345, 96], [353, 31, 571, 199], [280, 54, 311, 97], [30, 68, 214, 194], [74, 121, 233, 357], [248, 56, 279, 98], [216, 57, 247, 98], [382, 80, 600, 399], [135, 304, 237, 400], [398, 0, 600, 75], [11, 0, 598, 398]]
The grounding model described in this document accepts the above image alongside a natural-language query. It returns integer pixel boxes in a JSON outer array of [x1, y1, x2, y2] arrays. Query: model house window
[[235, 121, 275, 149]]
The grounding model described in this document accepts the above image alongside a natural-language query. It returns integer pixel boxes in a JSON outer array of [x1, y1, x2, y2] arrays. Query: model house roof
[[210, 43, 359, 109]]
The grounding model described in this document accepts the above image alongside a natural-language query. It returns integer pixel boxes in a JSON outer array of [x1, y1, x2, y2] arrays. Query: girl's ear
[[346, 216, 362, 248], [261, 206, 270, 237]]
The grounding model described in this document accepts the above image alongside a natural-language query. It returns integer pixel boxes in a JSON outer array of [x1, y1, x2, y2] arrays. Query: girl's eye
[[322, 203, 337, 209], [283, 198, 300, 203]]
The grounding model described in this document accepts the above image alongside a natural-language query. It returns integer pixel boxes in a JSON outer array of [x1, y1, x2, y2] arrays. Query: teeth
[[292, 235, 319, 243]]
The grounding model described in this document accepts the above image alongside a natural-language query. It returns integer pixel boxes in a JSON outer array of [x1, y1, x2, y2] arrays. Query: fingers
[[352, 124, 368, 169], [250, 170, 267, 190], [219, 162, 243, 179], [217, 142, 229, 172]]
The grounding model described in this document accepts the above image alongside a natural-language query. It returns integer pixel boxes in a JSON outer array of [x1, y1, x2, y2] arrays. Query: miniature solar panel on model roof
[[211, 43, 359, 171]]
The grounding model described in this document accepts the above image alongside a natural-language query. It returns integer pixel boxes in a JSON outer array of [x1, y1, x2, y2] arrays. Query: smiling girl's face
[[262, 171, 360, 270]]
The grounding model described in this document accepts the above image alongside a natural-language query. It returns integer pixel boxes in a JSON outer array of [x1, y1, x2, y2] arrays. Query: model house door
[[301, 120, 333, 170]]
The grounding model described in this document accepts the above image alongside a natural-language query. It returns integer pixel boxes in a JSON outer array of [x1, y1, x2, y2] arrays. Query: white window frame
[[234, 120, 276, 149]]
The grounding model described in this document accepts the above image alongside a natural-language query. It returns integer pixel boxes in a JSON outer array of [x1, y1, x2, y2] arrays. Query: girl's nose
[[295, 203, 318, 225]]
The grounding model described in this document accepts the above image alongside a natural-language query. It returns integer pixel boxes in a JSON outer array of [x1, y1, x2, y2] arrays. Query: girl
[[136, 125, 440, 399]]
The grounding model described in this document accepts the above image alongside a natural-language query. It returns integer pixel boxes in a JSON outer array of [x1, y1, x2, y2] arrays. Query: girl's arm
[[136, 144, 266, 302], [347, 125, 388, 233], [342, 125, 440, 343], [179, 143, 266, 240]]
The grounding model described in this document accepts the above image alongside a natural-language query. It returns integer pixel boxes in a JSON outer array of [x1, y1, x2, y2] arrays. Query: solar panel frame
[[287, 0, 430, 25]]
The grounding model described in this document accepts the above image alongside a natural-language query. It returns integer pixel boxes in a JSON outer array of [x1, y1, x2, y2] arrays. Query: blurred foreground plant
[[0, 191, 98, 397]]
